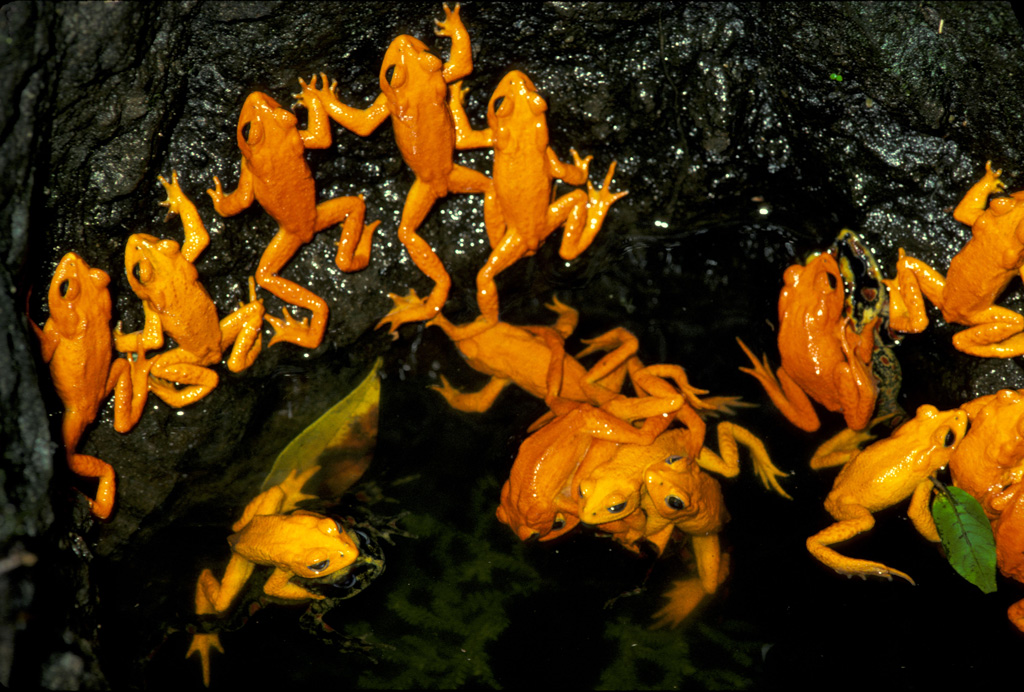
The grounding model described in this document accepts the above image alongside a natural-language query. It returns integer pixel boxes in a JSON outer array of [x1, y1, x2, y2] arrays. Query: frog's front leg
[[217, 276, 264, 373], [160, 171, 210, 263], [908, 478, 941, 542], [806, 503, 915, 584], [310, 73, 390, 137], [264, 567, 324, 601], [294, 75, 332, 149], [109, 351, 152, 433], [737, 337, 821, 432], [147, 349, 219, 407], [833, 323, 878, 431], [436, 2, 472, 83], [208, 158, 255, 218], [953, 160, 1005, 227]]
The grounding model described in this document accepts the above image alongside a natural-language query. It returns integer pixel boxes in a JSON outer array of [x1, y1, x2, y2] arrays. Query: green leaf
[[261, 358, 381, 500], [931, 481, 998, 594]]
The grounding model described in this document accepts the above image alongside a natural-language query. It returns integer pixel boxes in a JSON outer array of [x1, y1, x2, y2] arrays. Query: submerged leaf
[[262, 358, 382, 500], [931, 481, 998, 594]]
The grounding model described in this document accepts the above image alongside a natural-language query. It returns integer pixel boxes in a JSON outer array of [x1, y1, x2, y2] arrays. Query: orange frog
[[430, 299, 724, 458], [989, 486, 1024, 632], [209, 85, 379, 348], [115, 172, 264, 408], [947, 389, 1024, 519], [448, 70, 627, 324], [738, 249, 878, 433], [496, 329, 683, 541], [886, 161, 1024, 357], [306, 3, 493, 332], [187, 466, 359, 686], [31, 253, 147, 519], [806, 404, 968, 584]]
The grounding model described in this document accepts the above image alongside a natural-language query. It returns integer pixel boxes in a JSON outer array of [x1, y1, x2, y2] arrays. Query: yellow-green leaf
[[932, 480, 997, 594], [262, 358, 381, 500]]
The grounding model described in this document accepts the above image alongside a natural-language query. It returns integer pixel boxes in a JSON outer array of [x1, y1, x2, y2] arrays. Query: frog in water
[[447, 70, 627, 324], [806, 404, 968, 584], [31, 253, 147, 518], [115, 172, 264, 408], [209, 86, 379, 349], [187, 467, 361, 686], [886, 161, 1024, 357], [305, 3, 494, 333]]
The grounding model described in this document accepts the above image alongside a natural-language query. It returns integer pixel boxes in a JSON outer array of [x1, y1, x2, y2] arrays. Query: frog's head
[[47, 252, 111, 337], [236, 91, 296, 159], [644, 455, 703, 521], [578, 469, 642, 526], [784, 251, 844, 316], [487, 70, 547, 132], [496, 479, 579, 541], [380, 35, 442, 96], [123, 233, 198, 310], [892, 404, 969, 468], [231, 511, 360, 580]]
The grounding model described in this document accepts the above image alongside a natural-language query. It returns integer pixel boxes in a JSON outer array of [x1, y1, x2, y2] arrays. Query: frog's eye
[[241, 122, 251, 141], [666, 495, 686, 511], [943, 429, 957, 447], [492, 94, 513, 118], [826, 272, 837, 291], [578, 483, 587, 497], [552, 515, 566, 530], [384, 63, 407, 89], [131, 259, 153, 285], [59, 278, 80, 301], [307, 559, 330, 573], [339, 572, 358, 589], [665, 455, 684, 465], [607, 502, 627, 514]]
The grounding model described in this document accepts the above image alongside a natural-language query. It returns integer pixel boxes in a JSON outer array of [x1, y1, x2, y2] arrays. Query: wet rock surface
[[2, 2, 1024, 688]]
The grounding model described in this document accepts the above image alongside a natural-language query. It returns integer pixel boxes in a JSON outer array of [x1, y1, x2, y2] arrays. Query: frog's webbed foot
[[186, 632, 224, 688], [698, 395, 756, 419], [375, 289, 439, 335], [650, 577, 707, 630], [266, 306, 318, 349]]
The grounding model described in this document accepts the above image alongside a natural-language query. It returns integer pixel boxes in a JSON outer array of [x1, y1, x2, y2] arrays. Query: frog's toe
[[186, 632, 224, 687]]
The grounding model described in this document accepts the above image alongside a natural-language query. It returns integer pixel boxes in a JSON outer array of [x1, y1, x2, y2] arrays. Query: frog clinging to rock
[[115, 172, 265, 409], [209, 86, 379, 349], [886, 161, 1024, 357], [448, 70, 627, 324], [305, 3, 494, 332]]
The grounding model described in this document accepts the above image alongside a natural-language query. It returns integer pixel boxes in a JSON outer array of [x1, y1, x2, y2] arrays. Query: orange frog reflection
[[448, 70, 626, 324], [115, 173, 264, 409], [187, 467, 359, 686], [209, 86, 379, 348], [306, 3, 493, 332], [886, 161, 1024, 357], [32, 253, 146, 519], [738, 249, 878, 433], [806, 404, 968, 584]]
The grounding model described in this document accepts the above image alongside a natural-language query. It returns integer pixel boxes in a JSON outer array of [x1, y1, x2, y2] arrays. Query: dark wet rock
[[2, 2, 1023, 688]]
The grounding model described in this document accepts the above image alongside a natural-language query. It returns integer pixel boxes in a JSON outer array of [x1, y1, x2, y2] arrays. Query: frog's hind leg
[[62, 414, 115, 519], [650, 547, 729, 629], [430, 374, 511, 412], [737, 337, 821, 432], [257, 229, 328, 348], [318, 194, 381, 273], [377, 179, 446, 333], [148, 350, 219, 407], [884, 250, 946, 334], [218, 277, 265, 372], [559, 162, 628, 261], [952, 305, 1024, 358], [475, 232, 529, 324], [806, 504, 914, 583]]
